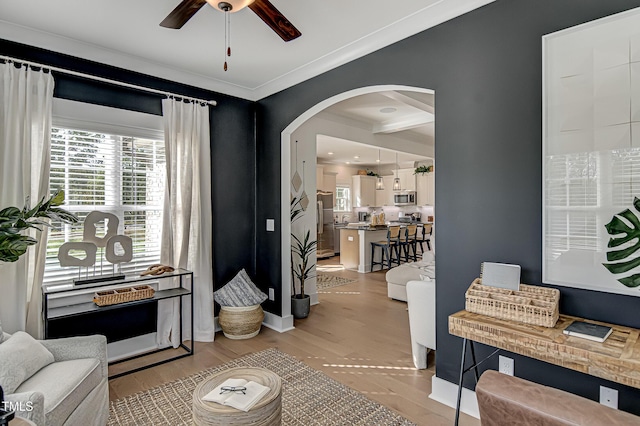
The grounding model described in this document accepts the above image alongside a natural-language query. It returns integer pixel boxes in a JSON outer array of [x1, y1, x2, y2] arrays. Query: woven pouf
[[218, 304, 264, 339], [193, 367, 282, 426]]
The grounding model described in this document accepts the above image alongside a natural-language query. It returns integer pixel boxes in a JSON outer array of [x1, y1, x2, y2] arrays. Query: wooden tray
[[465, 278, 559, 327], [93, 285, 155, 306]]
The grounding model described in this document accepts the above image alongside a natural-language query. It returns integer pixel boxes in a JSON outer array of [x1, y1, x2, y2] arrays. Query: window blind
[[44, 127, 166, 285]]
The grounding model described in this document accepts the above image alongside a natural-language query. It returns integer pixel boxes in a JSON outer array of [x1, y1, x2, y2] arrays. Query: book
[[202, 378, 270, 412], [563, 321, 613, 343]]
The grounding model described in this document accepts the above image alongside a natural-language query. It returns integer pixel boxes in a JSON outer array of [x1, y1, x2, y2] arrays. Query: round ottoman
[[218, 305, 264, 339], [193, 367, 282, 426]]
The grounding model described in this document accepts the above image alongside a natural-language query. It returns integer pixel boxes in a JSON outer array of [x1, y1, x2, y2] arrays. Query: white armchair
[[406, 279, 436, 369], [0, 329, 109, 426]]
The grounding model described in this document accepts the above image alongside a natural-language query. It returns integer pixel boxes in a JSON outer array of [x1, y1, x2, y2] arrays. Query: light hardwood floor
[[108, 257, 479, 426]]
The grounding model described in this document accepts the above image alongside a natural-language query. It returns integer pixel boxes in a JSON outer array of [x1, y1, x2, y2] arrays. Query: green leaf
[[0, 190, 78, 263], [50, 190, 65, 206], [618, 274, 640, 288], [603, 256, 640, 274]]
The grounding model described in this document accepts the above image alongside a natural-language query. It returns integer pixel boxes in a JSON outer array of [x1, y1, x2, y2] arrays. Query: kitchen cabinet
[[323, 172, 337, 195], [340, 229, 360, 269], [375, 176, 395, 207], [416, 172, 435, 205], [352, 175, 376, 207], [393, 169, 416, 192]]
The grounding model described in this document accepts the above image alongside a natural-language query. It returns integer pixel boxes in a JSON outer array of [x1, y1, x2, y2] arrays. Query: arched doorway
[[280, 85, 435, 327]]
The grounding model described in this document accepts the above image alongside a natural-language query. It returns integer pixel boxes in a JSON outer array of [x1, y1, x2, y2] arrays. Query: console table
[[448, 310, 640, 424], [43, 268, 194, 379]]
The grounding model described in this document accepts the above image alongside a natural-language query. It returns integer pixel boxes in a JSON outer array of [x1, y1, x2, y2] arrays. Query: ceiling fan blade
[[160, 0, 207, 29], [248, 0, 301, 42]]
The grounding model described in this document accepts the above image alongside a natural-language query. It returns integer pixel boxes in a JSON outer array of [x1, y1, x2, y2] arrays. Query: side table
[[192, 367, 282, 426]]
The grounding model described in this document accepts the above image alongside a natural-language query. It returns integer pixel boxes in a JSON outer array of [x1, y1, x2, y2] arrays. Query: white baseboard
[[429, 376, 479, 419], [310, 292, 319, 306], [262, 311, 295, 333]]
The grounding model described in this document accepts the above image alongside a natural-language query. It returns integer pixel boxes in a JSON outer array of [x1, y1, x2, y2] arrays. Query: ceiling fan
[[160, 0, 301, 42]]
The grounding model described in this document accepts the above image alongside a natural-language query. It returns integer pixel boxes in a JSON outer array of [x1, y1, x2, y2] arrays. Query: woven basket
[[465, 278, 559, 327], [218, 305, 264, 339], [93, 285, 155, 307]]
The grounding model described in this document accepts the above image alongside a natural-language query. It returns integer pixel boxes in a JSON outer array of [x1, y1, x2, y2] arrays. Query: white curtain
[[0, 62, 54, 336], [158, 98, 214, 347]]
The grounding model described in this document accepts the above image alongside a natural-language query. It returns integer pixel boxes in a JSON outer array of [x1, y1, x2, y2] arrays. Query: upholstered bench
[[476, 370, 639, 425]]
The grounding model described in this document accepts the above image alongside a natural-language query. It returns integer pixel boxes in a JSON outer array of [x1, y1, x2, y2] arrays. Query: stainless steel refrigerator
[[317, 191, 335, 258]]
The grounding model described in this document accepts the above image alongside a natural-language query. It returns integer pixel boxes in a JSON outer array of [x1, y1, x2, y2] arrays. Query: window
[[43, 126, 166, 285], [334, 185, 351, 212]]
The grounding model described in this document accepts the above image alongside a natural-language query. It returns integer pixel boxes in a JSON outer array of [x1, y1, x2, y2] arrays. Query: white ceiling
[[0, 0, 493, 101], [317, 90, 434, 167]]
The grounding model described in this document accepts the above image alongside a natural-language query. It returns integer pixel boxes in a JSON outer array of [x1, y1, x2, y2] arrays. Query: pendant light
[[376, 150, 385, 190], [393, 153, 401, 191]]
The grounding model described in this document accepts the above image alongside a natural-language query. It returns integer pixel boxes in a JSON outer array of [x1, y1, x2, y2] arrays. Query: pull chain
[[223, 9, 231, 71]]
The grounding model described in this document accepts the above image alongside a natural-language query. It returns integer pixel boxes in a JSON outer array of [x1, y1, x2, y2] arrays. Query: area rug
[[316, 273, 357, 290], [108, 348, 414, 426]]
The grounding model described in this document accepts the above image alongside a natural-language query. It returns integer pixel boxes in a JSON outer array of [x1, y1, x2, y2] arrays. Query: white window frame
[[44, 99, 165, 285], [334, 184, 351, 212]]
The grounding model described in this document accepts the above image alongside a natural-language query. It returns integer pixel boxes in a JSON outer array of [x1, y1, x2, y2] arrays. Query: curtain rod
[[0, 54, 217, 107]]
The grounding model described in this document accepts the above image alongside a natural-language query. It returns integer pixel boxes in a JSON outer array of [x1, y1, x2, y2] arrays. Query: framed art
[[543, 7, 640, 296]]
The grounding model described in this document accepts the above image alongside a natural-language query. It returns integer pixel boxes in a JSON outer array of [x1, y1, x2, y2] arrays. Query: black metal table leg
[[454, 338, 500, 425], [469, 340, 480, 383], [454, 338, 467, 426]]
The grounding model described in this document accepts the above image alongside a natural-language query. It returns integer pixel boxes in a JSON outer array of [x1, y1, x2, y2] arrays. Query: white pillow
[[0, 321, 4, 343], [0, 331, 55, 394], [214, 269, 268, 307]]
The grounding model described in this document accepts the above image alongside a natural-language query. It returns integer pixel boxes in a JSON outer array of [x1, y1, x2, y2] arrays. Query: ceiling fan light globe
[[207, 0, 255, 12]]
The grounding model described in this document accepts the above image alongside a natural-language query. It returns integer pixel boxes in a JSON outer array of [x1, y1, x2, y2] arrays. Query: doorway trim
[[280, 85, 435, 330]]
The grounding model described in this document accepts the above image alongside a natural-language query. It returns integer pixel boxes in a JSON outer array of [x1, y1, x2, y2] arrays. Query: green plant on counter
[[414, 165, 434, 175], [365, 169, 379, 177], [0, 189, 78, 262]]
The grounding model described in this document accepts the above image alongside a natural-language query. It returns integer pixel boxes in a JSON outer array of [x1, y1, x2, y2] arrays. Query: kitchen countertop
[[341, 222, 431, 230]]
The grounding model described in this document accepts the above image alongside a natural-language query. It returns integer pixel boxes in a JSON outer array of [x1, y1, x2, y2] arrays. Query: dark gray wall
[[0, 40, 257, 292], [256, 0, 640, 413]]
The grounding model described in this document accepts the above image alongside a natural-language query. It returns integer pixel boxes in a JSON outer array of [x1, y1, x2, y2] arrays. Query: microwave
[[394, 191, 416, 206]]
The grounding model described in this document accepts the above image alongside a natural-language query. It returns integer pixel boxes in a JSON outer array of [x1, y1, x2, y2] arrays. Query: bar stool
[[416, 224, 432, 254], [399, 224, 418, 262], [370, 226, 401, 272]]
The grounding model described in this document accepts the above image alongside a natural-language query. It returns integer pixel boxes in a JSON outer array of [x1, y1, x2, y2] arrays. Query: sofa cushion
[[0, 331, 55, 394], [15, 358, 101, 426]]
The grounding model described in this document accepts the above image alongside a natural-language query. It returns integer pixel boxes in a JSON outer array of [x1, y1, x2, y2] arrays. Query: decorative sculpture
[[57, 211, 133, 284], [58, 242, 98, 267], [83, 211, 119, 247]]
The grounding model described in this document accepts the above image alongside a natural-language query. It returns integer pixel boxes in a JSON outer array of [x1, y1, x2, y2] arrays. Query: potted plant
[[0, 189, 78, 262], [291, 229, 317, 318], [290, 196, 317, 318], [414, 165, 434, 175]]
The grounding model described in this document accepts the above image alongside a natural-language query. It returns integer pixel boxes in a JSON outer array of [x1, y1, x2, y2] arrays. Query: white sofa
[[0, 327, 109, 426], [385, 252, 435, 302]]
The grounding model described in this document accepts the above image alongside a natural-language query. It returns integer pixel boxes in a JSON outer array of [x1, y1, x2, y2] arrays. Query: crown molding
[[0, 0, 493, 101]]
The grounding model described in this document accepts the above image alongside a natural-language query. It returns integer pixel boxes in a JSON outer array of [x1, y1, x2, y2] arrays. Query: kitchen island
[[340, 224, 392, 273]]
